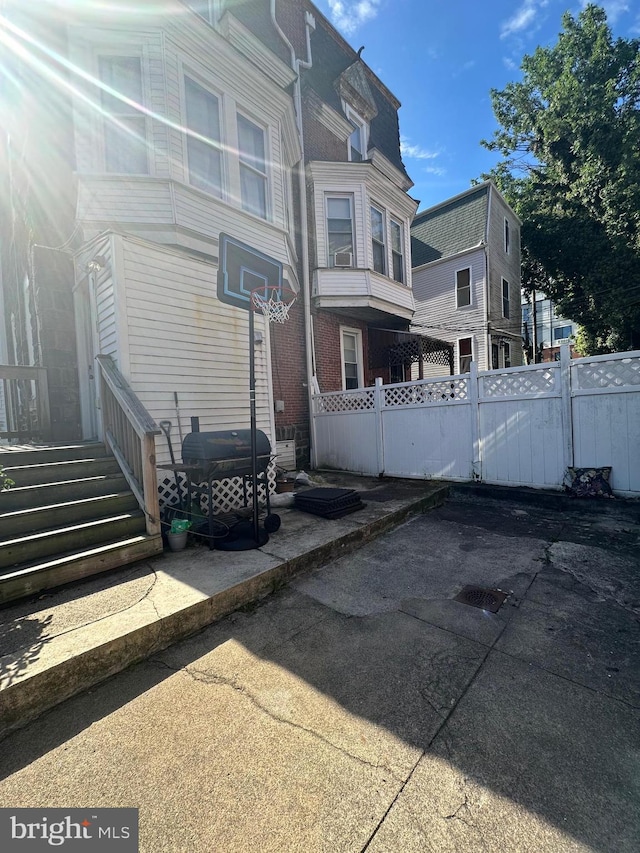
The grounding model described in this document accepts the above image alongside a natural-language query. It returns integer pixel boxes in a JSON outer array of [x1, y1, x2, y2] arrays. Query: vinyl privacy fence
[[311, 348, 640, 497]]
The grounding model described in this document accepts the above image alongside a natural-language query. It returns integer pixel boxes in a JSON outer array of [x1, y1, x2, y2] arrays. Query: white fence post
[[374, 377, 385, 475], [560, 344, 574, 474], [469, 362, 481, 480]]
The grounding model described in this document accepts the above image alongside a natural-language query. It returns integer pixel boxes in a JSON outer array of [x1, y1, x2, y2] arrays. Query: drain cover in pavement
[[454, 585, 507, 613]]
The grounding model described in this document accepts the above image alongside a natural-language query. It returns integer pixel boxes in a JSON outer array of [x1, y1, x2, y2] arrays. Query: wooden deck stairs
[[0, 443, 163, 605]]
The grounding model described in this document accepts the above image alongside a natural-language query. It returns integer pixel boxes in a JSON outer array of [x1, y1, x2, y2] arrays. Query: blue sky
[[313, 1, 640, 212]]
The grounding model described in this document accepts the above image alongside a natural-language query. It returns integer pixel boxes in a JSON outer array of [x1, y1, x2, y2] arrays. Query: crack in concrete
[[0, 563, 160, 656], [444, 791, 474, 825], [148, 657, 403, 780], [417, 688, 447, 720]]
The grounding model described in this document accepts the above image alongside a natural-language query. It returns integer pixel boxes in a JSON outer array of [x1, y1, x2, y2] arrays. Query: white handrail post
[[374, 377, 385, 475]]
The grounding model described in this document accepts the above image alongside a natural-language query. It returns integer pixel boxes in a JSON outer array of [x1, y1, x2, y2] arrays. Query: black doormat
[[294, 487, 365, 518]]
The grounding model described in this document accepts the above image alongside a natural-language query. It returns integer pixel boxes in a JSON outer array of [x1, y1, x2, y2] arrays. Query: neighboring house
[[410, 182, 523, 375], [522, 293, 580, 362]]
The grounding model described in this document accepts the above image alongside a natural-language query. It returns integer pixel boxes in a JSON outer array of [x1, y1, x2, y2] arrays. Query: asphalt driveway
[[0, 488, 638, 852]]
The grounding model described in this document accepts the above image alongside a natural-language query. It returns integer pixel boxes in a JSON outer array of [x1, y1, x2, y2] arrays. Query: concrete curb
[[0, 484, 449, 739]]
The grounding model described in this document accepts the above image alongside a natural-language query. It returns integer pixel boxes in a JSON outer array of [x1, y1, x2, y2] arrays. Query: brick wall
[[313, 311, 370, 392]]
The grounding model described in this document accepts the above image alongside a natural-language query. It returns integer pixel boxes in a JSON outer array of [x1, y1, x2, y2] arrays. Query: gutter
[[270, 2, 319, 466], [484, 185, 492, 368]]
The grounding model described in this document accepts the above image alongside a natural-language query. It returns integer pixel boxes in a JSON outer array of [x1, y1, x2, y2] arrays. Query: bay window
[[391, 219, 404, 283], [237, 114, 267, 219], [370, 206, 386, 274], [99, 56, 148, 174], [327, 196, 354, 267], [185, 76, 222, 197]]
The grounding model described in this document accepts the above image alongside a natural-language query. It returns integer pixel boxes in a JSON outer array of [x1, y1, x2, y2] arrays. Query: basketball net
[[251, 289, 296, 324]]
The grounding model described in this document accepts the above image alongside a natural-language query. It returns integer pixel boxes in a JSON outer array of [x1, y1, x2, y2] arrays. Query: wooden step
[[0, 492, 139, 538], [3, 457, 121, 488], [0, 474, 129, 511], [0, 443, 107, 467], [0, 534, 164, 605], [0, 512, 146, 569]]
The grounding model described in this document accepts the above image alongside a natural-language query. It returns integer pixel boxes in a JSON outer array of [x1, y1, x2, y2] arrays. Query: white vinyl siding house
[[411, 182, 523, 377], [64, 3, 300, 472], [412, 248, 487, 373]]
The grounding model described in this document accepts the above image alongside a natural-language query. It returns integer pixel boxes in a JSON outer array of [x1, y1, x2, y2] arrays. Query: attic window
[[345, 105, 367, 163], [185, 1, 223, 25]]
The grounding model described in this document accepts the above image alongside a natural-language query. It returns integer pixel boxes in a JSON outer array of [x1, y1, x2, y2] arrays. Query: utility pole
[[531, 289, 538, 362]]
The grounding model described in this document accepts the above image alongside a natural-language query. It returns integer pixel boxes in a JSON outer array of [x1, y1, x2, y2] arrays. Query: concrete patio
[[0, 473, 447, 738]]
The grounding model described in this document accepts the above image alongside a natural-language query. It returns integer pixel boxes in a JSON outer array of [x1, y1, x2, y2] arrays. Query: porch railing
[[0, 365, 51, 440], [96, 355, 161, 536]]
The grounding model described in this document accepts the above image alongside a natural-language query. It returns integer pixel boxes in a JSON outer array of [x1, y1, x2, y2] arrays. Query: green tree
[[483, 4, 640, 353]]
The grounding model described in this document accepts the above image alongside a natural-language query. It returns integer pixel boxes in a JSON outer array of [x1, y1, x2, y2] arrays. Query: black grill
[[182, 429, 272, 482]]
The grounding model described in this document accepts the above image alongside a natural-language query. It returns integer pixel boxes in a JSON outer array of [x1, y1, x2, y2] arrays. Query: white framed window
[[340, 327, 364, 390], [370, 205, 386, 274], [184, 76, 223, 197], [345, 105, 367, 163], [553, 325, 572, 341], [184, 1, 223, 25], [491, 342, 499, 370], [456, 267, 471, 308], [503, 341, 512, 368], [504, 218, 510, 255], [390, 219, 404, 284], [326, 195, 354, 267], [458, 337, 473, 374], [237, 113, 268, 219], [502, 278, 510, 318], [98, 56, 148, 174]]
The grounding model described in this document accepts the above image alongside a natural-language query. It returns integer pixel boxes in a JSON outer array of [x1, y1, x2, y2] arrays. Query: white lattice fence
[[384, 377, 468, 407], [480, 366, 558, 398], [571, 351, 640, 494], [158, 466, 277, 515], [311, 351, 640, 495], [572, 354, 640, 390], [313, 389, 375, 413]]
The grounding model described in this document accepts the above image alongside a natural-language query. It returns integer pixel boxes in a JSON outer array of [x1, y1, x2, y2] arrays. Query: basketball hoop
[[251, 286, 296, 324]]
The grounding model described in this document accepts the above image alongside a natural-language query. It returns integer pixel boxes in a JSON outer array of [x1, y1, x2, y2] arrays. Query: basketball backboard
[[217, 233, 283, 311]]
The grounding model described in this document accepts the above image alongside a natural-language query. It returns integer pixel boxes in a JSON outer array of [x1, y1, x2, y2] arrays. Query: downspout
[[270, 2, 319, 465], [484, 184, 492, 369]]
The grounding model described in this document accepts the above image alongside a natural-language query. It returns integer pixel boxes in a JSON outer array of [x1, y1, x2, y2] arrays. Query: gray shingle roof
[[411, 184, 489, 268]]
